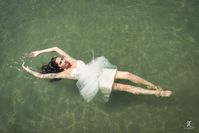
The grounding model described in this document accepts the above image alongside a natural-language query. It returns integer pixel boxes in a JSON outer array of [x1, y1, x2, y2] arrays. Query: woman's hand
[[29, 51, 40, 57], [22, 62, 31, 73], [22, 62, 43, 78]]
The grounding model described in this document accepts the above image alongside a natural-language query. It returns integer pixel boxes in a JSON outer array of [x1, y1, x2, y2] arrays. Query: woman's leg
[[115, 71, 156, 89], [112, 83, 172, 97]]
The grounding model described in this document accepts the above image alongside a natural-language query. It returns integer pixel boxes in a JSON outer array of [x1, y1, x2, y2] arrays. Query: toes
[[163, 91, 172, 97], [156, 90, 172, 97]]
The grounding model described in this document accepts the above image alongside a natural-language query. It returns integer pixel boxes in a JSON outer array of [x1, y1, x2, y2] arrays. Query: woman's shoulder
[[77, 60, 85, 64]]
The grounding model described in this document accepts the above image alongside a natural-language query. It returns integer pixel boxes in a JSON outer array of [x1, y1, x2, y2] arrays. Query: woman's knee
[[122, 71, 132, 79]]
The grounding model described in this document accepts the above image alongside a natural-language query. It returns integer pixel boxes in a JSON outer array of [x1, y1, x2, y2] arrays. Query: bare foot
[[155, 90, 172, 97], [147, 85, 156, 90], [147, 85, 162, 90]]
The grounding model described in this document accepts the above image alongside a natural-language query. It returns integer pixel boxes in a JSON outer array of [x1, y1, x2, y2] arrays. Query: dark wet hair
[[40, 56, 64, 82]]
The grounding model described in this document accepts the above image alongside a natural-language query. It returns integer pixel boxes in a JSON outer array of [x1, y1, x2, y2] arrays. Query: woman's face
[[55, 56, 70, 69]]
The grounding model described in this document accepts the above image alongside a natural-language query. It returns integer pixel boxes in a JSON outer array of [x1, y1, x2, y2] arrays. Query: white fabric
[[75, 56, 117, 102], [70, 60, 85, 79], [98, 68, 117, 100]]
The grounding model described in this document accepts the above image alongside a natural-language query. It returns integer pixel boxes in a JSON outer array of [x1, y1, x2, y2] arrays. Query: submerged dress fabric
[[74, 56, 117, 102]]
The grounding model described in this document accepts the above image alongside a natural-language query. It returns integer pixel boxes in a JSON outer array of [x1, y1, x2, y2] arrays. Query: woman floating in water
[[22, 47, 172, 102]]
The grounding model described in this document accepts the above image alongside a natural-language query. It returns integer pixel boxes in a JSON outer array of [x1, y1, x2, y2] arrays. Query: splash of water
[[7, 53, 35, 80]]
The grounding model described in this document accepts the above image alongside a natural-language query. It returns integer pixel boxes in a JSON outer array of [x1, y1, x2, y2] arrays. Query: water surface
[[0, 0, 199, 133]]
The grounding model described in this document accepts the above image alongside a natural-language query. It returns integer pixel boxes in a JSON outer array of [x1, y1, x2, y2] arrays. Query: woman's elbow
[[54, 46, 60, 50], [34, 74, 44, 79]]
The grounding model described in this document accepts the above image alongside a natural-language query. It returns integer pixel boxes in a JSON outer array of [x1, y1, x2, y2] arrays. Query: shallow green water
[[0, 0, 199, 133]]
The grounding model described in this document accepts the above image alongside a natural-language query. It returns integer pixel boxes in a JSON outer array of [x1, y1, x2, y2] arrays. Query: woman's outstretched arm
[[29, 47, 75, 60], [22, 62, 74, 79]]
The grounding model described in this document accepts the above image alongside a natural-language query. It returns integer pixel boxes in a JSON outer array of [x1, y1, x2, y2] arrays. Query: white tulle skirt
[[76, 56, 117, 102]]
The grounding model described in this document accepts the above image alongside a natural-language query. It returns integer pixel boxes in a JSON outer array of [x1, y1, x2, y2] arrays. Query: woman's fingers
[[29, 52, 36, 57], [29, 52, 34, 57], [22, 62, 29, 70], [22, 62, 26, 68], [29, 51, 39, 57]]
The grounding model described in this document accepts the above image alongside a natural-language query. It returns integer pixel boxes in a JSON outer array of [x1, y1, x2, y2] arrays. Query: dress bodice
[[70, 60, 85, 79]]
